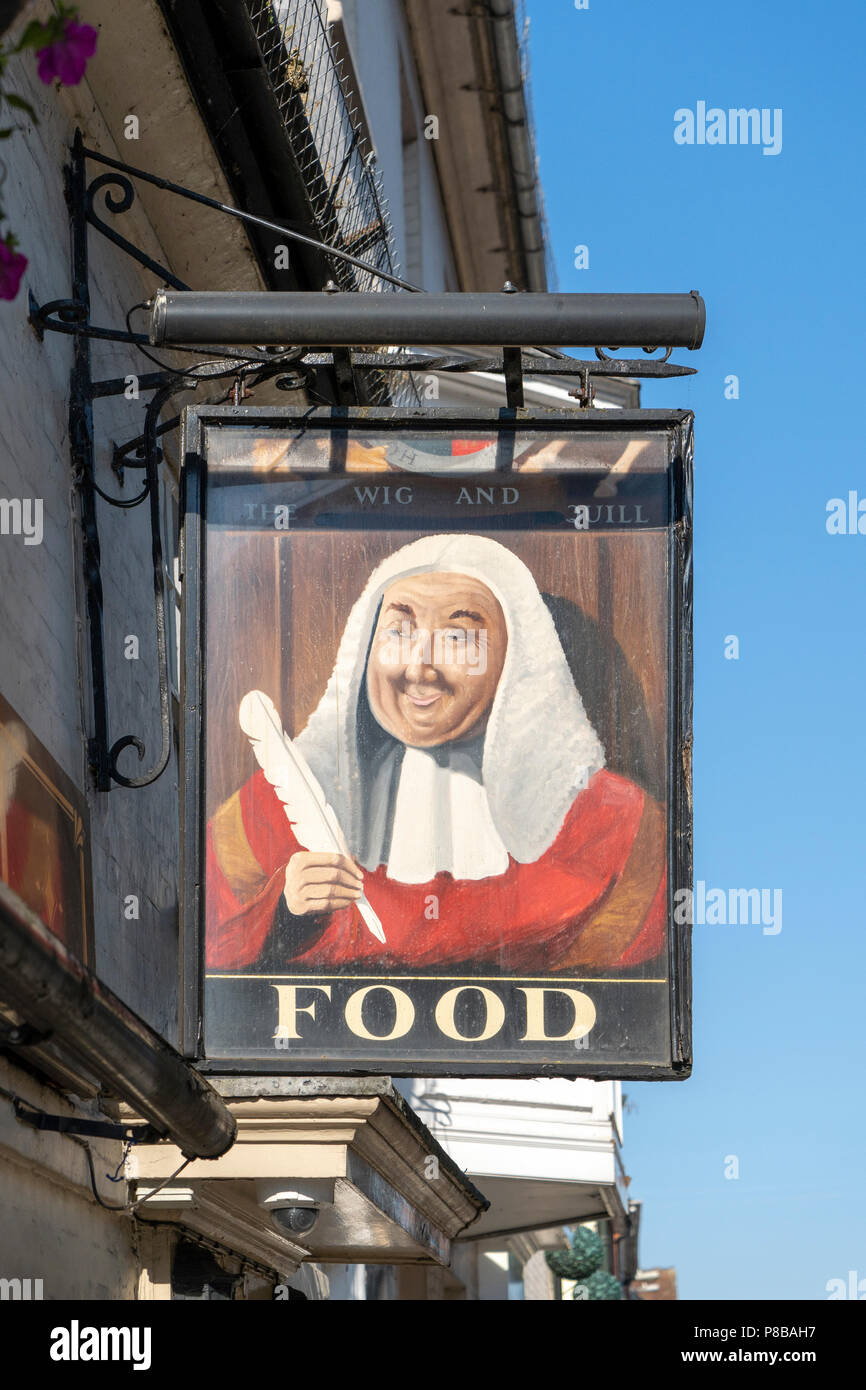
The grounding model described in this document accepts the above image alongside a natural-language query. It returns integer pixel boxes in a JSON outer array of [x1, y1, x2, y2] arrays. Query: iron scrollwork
[[85, 171, 190, 292], [28, 133, 196, 790], [107, 382, 191, 789]]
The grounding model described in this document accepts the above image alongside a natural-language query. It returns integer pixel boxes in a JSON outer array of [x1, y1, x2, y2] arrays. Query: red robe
[[206, 767, 666, 973]]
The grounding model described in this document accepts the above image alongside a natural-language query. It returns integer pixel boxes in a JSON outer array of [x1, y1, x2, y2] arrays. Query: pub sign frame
[[179, 405, 693, 1080]]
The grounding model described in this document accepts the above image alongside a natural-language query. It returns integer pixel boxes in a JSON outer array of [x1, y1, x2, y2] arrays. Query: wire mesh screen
[[243, 0, 418, 401], [242, 0, 397, 293]]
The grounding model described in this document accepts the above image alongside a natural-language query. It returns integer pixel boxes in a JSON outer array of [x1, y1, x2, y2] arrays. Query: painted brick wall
[[0, 23, 185, 1038], [0, 1154, 138, 1300]]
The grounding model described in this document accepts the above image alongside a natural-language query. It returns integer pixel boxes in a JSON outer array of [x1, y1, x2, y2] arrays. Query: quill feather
[[238, 690, 385, 944]]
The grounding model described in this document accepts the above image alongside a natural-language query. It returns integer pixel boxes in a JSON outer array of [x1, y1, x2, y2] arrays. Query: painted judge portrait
[[206, 534, 666, 975]]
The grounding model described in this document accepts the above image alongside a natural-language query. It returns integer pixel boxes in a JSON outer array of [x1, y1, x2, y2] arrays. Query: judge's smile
[[403, 687, 445, 708]]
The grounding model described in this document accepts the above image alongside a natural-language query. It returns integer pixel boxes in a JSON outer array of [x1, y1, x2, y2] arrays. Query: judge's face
[[367, 571, 507, 748]]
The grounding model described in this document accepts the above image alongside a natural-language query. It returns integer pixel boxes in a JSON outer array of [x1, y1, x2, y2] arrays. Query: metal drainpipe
[[0, 881, 236, 1160], [487, 0, 547, 292]]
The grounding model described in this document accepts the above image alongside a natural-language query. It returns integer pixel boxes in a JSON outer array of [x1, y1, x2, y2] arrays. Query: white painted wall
[[338, 0, 458, 290], [401, 1076, 622, 1186], [0, 27, 182, 1037], [0, 1060, 137, 1299], [0, 1157, 137, 1299]]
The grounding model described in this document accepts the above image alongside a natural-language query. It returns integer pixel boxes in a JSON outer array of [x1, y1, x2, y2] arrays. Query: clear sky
[[526, 0, 866, 1300]]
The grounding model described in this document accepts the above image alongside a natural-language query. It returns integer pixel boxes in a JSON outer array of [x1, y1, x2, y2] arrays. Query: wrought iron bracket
[[282, 347, 697, 407], [13, 1098, 163, 1146], [24, 134, 200, 790], [26, 134, 310, 791], [502, 346, 524, 408]]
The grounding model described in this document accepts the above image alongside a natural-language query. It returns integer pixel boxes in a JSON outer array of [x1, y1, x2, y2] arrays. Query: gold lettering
[[517, 987, 596, 1041], [271, 984, 332, 1040], [434, 986, 505, 1041], [344, 985, 415, 1040]]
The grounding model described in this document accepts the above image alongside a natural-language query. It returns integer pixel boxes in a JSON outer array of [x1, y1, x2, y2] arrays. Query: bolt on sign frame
[[180, 405, 692, 1080]]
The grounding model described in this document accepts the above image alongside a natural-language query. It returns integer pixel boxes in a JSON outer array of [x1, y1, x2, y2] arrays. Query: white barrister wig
[[295, 534, 606, 869]]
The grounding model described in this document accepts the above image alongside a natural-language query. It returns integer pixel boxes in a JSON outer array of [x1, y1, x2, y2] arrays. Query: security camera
[[255, 1179, 335, 1239], [270, 1206, 320, 1236]]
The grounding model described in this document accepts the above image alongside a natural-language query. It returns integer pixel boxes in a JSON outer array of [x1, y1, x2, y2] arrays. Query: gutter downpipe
[[488, 0, 547, 292], [0, 880, 236, 1160]]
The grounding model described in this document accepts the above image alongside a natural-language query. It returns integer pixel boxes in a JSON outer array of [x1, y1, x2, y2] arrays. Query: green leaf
[[13, 21, 51, 52], [4, 94, 37, 121]]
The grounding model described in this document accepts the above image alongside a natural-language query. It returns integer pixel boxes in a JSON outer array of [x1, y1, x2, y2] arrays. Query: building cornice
[[126, 1080, 488, 1268], [77, 0, 266, 291], [402, 0, 547, 291], [133, 1183, 311, 1279]]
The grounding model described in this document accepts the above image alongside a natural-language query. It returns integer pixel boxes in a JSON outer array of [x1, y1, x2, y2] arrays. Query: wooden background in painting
[[204, 529, 667, 819]]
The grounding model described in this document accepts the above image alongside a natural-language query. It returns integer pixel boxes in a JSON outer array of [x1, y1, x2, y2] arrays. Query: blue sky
[[527, 0, 866, 1300]]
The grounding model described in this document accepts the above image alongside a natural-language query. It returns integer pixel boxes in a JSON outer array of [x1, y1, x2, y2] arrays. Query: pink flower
[[36, 19, 97, 87], [0, 239, 28, 301]]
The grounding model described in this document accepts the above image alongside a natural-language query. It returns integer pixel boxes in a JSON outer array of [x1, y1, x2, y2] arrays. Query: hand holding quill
[[238, 690, 386, 944]]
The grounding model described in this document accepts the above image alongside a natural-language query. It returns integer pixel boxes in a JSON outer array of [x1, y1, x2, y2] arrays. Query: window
[[171, 1239, 238, 1300]]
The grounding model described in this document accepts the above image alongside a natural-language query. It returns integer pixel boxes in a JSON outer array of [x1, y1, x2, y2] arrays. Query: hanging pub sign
[[180, 407, 692, 1079]]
